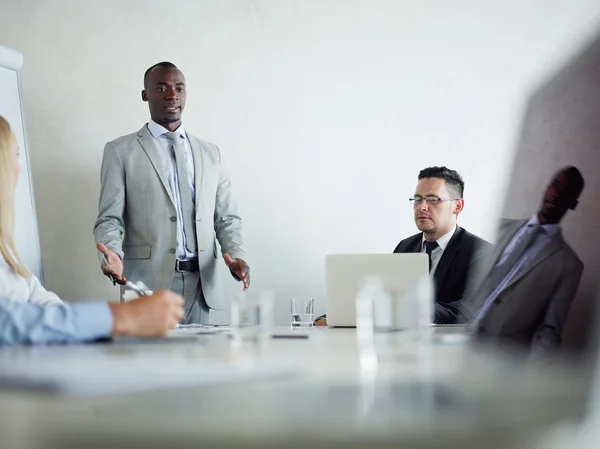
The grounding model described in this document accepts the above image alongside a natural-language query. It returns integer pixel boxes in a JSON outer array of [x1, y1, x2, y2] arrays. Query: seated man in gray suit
[[94, 61, 249, 324], [445, 166, 585, 361]]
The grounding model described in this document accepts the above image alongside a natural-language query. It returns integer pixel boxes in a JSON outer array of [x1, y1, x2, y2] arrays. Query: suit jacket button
[[170, 216, 177, 222], [493, 298, 502, 304], [169, 248, 176, 254]]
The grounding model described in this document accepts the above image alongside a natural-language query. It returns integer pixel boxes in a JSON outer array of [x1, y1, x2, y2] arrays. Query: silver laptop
[[325, 253, 431, 327]]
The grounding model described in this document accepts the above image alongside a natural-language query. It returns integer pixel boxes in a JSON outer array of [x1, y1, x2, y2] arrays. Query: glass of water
[[290, 297, 314, 328], [230, 291, 274, 342]]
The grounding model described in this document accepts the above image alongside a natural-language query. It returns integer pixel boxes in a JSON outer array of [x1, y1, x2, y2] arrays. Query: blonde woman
[[0, 116, 61, 305], [0, 115, 184, 344]]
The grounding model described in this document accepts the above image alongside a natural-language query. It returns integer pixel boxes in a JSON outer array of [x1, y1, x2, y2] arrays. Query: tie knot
[[424, 240, 438, 255], [165, 131, 182, 145], [527, 223, 543, 234]]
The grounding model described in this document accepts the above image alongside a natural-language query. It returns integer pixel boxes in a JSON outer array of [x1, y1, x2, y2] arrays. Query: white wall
[[0, 0, 599, 325]]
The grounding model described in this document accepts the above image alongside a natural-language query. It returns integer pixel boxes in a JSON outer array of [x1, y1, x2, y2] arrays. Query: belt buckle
[[175, 260, 183, 272]]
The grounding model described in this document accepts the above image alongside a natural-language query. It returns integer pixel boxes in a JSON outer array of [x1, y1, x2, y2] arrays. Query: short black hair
[[143, 61, 178, 88], [418, 166, 464, 198]]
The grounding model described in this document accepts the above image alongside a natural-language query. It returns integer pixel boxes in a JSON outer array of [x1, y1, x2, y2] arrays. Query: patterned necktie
[[424, 240, 439, 272], [165, 132, 196, 253]]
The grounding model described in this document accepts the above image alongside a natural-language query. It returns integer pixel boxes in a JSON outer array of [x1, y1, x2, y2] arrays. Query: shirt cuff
[[69, 302, 113, 341]]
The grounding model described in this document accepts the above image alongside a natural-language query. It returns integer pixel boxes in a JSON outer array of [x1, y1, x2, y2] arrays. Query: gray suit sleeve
[[213, 147, 246, 262], [529, 259, 584, 361], [93, 142, 126, 260]]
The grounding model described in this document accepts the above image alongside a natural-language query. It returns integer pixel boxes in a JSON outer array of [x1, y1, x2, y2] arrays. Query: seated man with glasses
[[394, 166, 494, 324], [315, 166, 493, 326]]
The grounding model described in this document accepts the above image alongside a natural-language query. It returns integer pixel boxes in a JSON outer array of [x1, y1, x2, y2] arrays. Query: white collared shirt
[[146, 119, 197, 260], [0, 256, 63, 306], [421, 225, 457, 276]]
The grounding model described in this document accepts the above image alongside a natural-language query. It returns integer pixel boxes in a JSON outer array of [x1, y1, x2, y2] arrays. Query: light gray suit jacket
[[463, 218, 583, 360], [93, 124, 246, 310]]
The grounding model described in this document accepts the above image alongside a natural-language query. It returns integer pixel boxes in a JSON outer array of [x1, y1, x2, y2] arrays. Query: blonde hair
[[0, 115, 29, 277]]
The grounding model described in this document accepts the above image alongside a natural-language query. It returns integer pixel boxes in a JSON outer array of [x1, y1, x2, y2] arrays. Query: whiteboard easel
[[0, 45, 44, 282]]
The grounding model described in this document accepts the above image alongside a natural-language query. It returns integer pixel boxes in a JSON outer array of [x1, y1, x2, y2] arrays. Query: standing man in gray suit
[[443, 166, 585, 361], [94, 61, 249, 324]]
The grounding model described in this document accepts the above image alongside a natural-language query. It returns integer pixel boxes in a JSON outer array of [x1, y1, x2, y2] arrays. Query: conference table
[[0, 325, 592, 449]]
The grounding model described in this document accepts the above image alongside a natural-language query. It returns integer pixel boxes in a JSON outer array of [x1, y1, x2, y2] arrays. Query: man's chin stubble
[[417, 225, 436, 234]]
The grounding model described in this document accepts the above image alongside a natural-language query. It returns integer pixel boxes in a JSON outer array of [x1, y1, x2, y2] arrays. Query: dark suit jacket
[[451, 219, 584, 361], [394, 226, 494, 324]]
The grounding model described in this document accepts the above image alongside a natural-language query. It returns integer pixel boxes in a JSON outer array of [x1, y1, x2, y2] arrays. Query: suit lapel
[[137, 125, 175, 206], [189, 136, 204, 218], [504, 233, 565, 289], [409, 234, 423, 253], [469, 219, 528, 300], [433, 226, 462, 287], [480, 219, 528, 279]]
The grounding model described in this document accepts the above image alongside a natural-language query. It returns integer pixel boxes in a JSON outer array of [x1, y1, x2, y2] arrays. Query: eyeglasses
[[409, 196, 461, 205]]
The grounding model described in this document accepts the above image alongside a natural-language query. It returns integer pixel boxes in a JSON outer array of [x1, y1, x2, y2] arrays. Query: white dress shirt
[[0, 257, 63, 306], [421, 225, 457, 276], [147, 120, 197, 260]]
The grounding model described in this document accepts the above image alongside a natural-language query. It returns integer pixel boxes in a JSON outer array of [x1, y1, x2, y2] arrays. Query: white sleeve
[[26, 275, 64, 306]]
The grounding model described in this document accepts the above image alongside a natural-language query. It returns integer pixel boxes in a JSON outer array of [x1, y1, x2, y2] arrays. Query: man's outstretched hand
[[223, 253, 250, 290], [97, 242, 126, 285]]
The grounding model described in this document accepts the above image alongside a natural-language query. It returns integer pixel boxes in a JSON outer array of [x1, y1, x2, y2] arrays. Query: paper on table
[[177, 324, 231, 330], [168, 325, 232, 336], [122, 281, 152, 302]]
